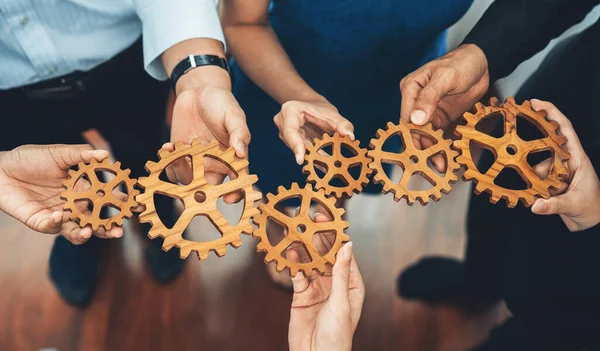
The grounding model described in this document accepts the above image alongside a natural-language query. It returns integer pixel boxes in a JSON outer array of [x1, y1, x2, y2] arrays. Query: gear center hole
[[506, 144, 518, 155], [334, 160, 342, 168], [195, 191, 207, 203], [409, 156, 419, 164], [296, 224, 307, 234], [96, 190, 105, 198]]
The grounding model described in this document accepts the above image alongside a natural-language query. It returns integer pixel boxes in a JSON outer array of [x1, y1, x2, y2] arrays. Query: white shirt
[[0, 0, 224, 89]]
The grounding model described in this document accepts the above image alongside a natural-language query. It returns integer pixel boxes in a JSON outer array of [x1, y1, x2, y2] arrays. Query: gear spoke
[[524, 138, 553, 154], [379, 151, 406, 164], [459, 128, 502, 149], [421, 142, 446, 159], [484, 160, 504, 179]]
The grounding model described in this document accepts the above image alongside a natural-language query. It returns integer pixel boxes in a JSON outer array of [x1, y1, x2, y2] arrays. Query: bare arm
[[221, 0, 325, 104]]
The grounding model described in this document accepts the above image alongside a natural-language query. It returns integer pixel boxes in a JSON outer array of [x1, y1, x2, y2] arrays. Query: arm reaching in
[[0, 144, 128, 244], [530, 100, 600, 232], [287, 213, 365, 351], [221, 0, 354, 164]]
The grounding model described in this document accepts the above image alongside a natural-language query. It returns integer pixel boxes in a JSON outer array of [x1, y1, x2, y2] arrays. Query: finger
[[33, 210, 64, 234], [304, 108, 355, 141], [287, 248, 310, 293], [276, 109, 306, 165], [330, 242, 353, 308], [173, 155, 193, 185], [399, 73, 422, 122], [224, 102, 251, 158], [62, 222, 92, 245], [103, 225, 124, 239], [531, 99, 583, 156], [53, 144, 110, 169], [532, 158, 553, 179], [161, 143, 178, 183], [412, 70, 455, 125], [532, 195, 573, 217]]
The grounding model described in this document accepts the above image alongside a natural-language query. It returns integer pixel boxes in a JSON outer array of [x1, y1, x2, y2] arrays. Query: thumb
[[411, 71, 453, 125], [54, 144, 109, 169], [330, 242, 353, 308], [532, 195, 572, 216]]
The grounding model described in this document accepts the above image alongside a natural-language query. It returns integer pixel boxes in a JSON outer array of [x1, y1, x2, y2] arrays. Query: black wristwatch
[[170, 54, 232, 90]]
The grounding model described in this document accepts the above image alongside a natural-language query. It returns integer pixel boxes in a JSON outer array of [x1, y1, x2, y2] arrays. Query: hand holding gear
[[61, 158, 139, 231], [454, 97, 570, 207], [253, 183, 350, 276], [136, 139, 262, 260]]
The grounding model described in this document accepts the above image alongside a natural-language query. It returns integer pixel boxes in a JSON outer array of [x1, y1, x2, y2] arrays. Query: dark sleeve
[[462, 0, 599, 82]]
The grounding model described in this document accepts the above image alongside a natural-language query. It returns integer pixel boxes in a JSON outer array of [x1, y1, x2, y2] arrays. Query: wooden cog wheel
[[252, 183, 350, 277], [61, 159, 139, 231], [136, 139, 262, 260], [368, 120, 460, 205], [303, 132, 372, 198], [454, 97, 570, 208]]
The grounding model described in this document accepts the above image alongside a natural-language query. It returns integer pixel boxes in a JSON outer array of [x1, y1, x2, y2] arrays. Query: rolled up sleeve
[[134, 0, 225, 80]]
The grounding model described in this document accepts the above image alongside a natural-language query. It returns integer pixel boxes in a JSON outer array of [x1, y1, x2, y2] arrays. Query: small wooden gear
[[367, 120, 460, 205], [61, 159, 139, 230], [454, 97, 570, 207], [253, 183, 350, 276], [136, 139, 262, 259], [303, 132, 372, 198]]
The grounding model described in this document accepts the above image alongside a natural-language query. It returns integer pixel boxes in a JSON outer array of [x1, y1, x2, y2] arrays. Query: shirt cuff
[[135, 0, 225, 81]]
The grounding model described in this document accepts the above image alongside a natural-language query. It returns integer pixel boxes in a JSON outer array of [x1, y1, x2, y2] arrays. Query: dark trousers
[[0, 38, 173, 248], [468, 21, 600, 351]]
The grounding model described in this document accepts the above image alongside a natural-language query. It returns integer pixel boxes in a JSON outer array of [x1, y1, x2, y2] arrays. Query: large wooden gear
[[454, 97, 570, 207], [253, 183, 350, 276], [367, 120, 460, 205], [61, 159, 139, 230], [136, 139, 262, 259], [303, 133, 372, 198]]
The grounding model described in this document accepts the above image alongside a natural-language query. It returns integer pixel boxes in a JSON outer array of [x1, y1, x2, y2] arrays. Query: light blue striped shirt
[[0, 0, 224, 89]]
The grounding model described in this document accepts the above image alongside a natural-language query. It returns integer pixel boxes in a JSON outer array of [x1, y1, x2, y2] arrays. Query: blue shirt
[[0, 0, 224, 89]]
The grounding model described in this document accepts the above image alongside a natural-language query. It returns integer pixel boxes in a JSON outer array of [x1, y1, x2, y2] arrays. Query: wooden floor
[[0, 167, 507, 351]]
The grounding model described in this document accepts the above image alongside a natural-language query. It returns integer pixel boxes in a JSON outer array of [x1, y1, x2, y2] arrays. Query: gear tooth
[[214, 246, 227, 257], [231, 239, 243, 248], [197, 250, 209, 260], [191, 138, 202, 146], [522, 99, 532, 110], [113, 161, 121, 168], [276, 261, 286, 272], [505, 96, 516, 105], [386, 121, 396, 129]]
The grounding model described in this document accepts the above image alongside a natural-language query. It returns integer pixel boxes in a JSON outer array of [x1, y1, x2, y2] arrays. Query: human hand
[[0, 144, 129, 244], [400, 44, 490, 171], [274, 100, 355, 165], [287, 213, 364, 351], [530, 100, 600, 232], [169, 65, 250, 191]]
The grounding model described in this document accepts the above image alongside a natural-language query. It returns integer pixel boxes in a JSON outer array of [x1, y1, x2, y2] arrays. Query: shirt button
[[20, 16, 29, 26]]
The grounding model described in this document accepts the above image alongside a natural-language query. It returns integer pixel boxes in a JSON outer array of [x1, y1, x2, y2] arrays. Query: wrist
[[175, 65, 231, 95]]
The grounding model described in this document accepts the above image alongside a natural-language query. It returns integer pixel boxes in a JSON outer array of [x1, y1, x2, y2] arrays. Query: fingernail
[[344, 242, 353, 260], [294, 272, 303, 280], [410, 110, 427, 125], [345, 130, 355, 141], [295, 152, 304, 164], [236, 141, 246, 156]]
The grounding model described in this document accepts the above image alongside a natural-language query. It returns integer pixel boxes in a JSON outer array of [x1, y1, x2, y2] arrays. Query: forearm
[[223, 24, 325, 104], [462, 0, 599, 82]]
